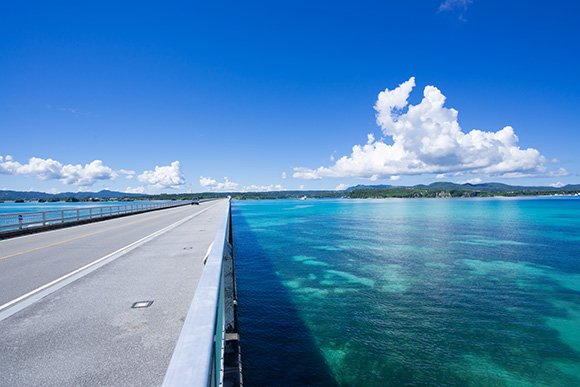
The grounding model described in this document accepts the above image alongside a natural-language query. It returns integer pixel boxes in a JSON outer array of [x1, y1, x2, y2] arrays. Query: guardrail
[[0, 201, 191, 233], [163, 200, 241, 387]]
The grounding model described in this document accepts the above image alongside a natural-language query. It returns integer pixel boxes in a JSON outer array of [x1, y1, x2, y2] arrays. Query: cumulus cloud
[[0, 155, 188, 190], [335, 183, 348, 190], [60, 160, 117, 186], [138, 161, 185, 189], [281, 172, 287, 179], [0, 155, 117, 186], [199, 176, 239, 191], [294, 77, 562, 181]]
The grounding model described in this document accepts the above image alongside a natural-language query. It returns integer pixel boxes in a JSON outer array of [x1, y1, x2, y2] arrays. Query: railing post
[[76, 209, 80, 221], [61, 210, 65, 223], [42, 212, 46, 226], [18, 214, 23, 230]]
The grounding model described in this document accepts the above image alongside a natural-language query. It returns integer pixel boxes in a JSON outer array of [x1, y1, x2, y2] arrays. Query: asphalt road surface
[[0, 199, 229, 386]]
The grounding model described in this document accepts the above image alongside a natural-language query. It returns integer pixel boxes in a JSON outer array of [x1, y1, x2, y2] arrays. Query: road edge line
[[0, 202, 221, 322]]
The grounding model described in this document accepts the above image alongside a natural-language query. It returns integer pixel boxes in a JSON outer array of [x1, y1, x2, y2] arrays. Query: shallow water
[[0, 200, 162, 215], [232, 198, 580, 386]]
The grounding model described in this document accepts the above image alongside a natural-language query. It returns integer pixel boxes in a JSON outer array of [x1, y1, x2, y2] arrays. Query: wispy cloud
[[199, 176, 285, 192], [47, 105, 99, 117], [294, 77, 565, 182], [119, 169, 135, 179], [242, 184, 284, 192], [438, 0, 473, 21]]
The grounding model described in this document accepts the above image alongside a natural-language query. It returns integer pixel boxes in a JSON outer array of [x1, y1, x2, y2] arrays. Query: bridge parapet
[[163, 200, 242, 387]]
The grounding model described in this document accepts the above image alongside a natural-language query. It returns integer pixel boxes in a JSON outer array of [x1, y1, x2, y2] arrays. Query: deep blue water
[[232, 198, 580, 386]]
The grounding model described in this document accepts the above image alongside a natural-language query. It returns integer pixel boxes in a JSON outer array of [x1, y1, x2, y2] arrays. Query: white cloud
[[294, 77, 561, 181], [0, 155, 190, 190], [242, 184, 284, 192], [299, 184, 305, 190], [390, 175, 401, 181], [462, 177, 482, 184], [125, 186, 146, 194], [138, 161, 185, 189], [0, 155, 117, 186], [199, 177, 283, 192], [281, 172, 287, 179], [293, 168, 322, 180], [335, 183, 348, 190], [119, 169, 136, 179], [60, 160, 117, 186], [550, 168, 569, 177], [549, 182, 565, 188], [199, 176, 239, 191], [438, 0, 473, 20]]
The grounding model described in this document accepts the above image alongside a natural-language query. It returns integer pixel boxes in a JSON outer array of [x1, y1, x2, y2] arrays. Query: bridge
[[0, 199, 241, 386]]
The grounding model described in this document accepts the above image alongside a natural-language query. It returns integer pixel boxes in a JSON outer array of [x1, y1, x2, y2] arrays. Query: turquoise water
[[0, 201, 173, 230], [0, 201, 162, 215], [232, 198, 580, 386]]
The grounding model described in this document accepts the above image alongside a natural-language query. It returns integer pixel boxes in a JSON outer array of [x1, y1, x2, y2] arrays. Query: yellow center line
[[0, 206, 200, 261]]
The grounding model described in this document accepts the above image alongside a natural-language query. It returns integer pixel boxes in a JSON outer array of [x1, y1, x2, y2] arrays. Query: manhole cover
[[131, 301, 154, 309]]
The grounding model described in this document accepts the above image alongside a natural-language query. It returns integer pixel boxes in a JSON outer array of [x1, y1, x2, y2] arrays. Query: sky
[[1, 0, 579, 193]]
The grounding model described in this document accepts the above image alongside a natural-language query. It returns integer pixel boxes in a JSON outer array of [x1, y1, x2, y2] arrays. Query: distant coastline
[[1, 182, 580, 202]]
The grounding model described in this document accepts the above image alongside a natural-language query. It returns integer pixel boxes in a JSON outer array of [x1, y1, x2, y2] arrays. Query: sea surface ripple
[[233, 198, 580, 386]]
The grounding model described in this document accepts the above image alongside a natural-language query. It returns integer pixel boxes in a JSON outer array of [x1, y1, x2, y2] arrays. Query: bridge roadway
[[0, 199, 229, 386]]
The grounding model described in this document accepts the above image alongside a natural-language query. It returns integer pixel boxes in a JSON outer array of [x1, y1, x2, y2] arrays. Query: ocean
[[0, 201, 173, 230], [0, 201, 159, 215], [232, 198, 580, 386]]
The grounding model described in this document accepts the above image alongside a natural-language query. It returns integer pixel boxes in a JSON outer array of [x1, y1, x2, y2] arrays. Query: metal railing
[[0, 201, 190, 233], [162, 200, 234, 387]]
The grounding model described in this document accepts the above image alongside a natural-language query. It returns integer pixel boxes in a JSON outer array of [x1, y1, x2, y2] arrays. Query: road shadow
[[232, 206, 339, 387]]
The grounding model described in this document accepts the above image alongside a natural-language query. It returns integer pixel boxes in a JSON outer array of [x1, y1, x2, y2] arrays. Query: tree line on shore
[[1, 182, 580, 202]]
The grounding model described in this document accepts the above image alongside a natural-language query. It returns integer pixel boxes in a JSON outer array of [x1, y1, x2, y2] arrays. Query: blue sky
[[1, 0, 579, 193]]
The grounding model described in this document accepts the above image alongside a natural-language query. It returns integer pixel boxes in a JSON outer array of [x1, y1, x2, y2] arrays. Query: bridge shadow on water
[[232, 210, 339, 387]]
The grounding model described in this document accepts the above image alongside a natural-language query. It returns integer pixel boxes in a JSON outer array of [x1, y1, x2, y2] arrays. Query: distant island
[[1, 182, 580, 202]]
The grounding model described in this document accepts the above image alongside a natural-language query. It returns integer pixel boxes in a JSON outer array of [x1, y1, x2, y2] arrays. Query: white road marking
[[203, 241, 215, 265], [0, 201, 222, 321]]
